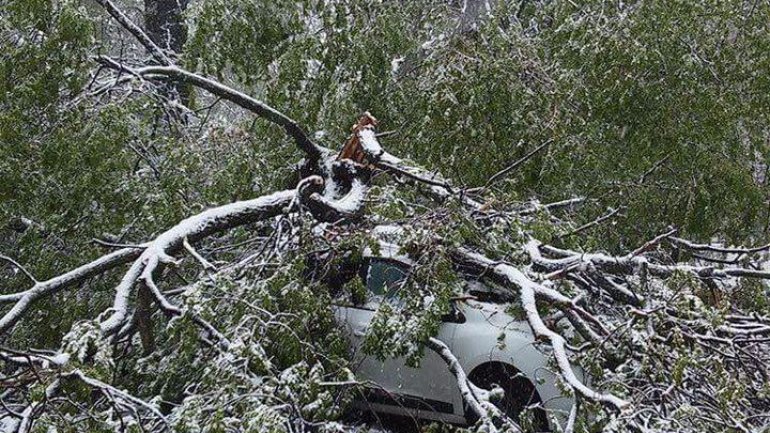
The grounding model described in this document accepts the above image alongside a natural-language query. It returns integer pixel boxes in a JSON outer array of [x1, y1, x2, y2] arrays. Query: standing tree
[[144, 0, 189, 103]]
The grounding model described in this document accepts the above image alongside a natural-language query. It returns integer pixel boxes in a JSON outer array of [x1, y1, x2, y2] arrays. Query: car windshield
[[363, 259, 407, 306], [360, 261, 513, 306]]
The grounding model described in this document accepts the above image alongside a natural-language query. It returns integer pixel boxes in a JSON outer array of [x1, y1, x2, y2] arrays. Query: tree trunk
[[144, 0, 189, 104], [136, 284, 155, 355]]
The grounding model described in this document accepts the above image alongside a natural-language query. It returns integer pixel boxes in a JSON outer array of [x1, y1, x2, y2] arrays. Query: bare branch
[[637, 153, 671, 184], [182, 237, 216, 271], [469, 139, 552, 193], [0, 255, 38, 284], [516, 197, 585, 216], [557, 207, 623, 239], [627, 228, 678, 258]]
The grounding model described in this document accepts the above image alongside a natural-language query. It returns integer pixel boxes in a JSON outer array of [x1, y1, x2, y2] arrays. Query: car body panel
[[336, 304, 462, 418], [333, 253, 576, 428], [449, 300, 575, 420]]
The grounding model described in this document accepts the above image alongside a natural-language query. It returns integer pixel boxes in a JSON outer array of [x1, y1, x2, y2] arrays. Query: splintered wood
[[337, 112, 378, 164]]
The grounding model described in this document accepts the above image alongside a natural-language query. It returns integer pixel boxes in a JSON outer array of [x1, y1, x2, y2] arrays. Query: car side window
[[357, 259, 407, 307]]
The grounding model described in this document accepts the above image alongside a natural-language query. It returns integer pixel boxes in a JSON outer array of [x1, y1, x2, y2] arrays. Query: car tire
[[466, 362, 550, 432]]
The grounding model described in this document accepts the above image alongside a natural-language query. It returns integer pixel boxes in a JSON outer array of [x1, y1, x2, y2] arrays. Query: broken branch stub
[[338, 112, 379, 164]]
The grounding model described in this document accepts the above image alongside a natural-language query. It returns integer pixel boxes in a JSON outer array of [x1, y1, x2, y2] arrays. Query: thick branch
[[0, 247, 144, 336], [452, 248, 629, 411], [297, 176, 368, 223], [96, 61, 324, 162], [355, 126, 484, 210], [100, 189, 295, 333]]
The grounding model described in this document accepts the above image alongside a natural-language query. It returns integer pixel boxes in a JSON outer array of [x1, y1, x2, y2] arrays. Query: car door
[[340, 258, 462, 418]]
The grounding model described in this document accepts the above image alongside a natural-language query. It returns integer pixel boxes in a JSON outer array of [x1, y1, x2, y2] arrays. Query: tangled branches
[[2, 1, 770, 432]]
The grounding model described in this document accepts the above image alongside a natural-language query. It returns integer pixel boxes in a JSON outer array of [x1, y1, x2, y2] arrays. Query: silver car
[[333, 246, 576, 431]]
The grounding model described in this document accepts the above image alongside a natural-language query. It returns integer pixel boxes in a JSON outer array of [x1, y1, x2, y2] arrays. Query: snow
[[0, 417, 19, 433], [422, 294, 435, 308], [49, 352, 70, 366], [101, 189, 295, 333], [363, 225, 413, 264], [321, 159, 340, 199], [371, 225, 404, 237], [390, 57, 404, 74], [357, 127, 383, 160], [331, 179, 367, 213]]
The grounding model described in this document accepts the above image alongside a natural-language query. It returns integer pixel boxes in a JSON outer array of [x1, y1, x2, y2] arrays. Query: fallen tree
[[1, 2, 770, 433]]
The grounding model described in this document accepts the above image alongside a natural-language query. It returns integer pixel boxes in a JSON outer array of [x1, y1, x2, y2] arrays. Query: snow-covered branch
[[452, 248, 630, 411], [427, 337, 523, 433], [297, 176, 369, 223], [92, 0, 324, 162], [95, 59, 325, 162], [531, 239, 770, 280], [0, 247, 144, 336], [100, 189, 295, 334], [93, 0, 173, 66]]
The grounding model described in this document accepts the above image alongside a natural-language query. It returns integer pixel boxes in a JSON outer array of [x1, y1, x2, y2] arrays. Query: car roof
[[363, 225, 413, 264]]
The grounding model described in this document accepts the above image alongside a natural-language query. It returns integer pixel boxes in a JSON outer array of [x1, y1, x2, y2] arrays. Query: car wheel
[[466, 362, 550, 432]]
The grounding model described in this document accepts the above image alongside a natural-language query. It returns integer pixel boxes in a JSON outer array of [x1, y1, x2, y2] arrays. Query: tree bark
[[144, 0, 189, 103], [136, 284, 155, 354]]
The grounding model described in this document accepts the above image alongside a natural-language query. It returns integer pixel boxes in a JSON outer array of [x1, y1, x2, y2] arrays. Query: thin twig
[[638, 153, 671, 184], [183, 237, 216, 271], [0, 255, 38, 284], [669, 236, 770, 255], [469, 139, 552, 193], [628, 228, 678, 258], [557, 207, 623, 239], [92, 238, 146, 249]]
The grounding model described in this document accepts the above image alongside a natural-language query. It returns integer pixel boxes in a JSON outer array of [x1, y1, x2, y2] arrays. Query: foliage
[[1, 1, 770, 433], [185, 0, 770, 248]]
